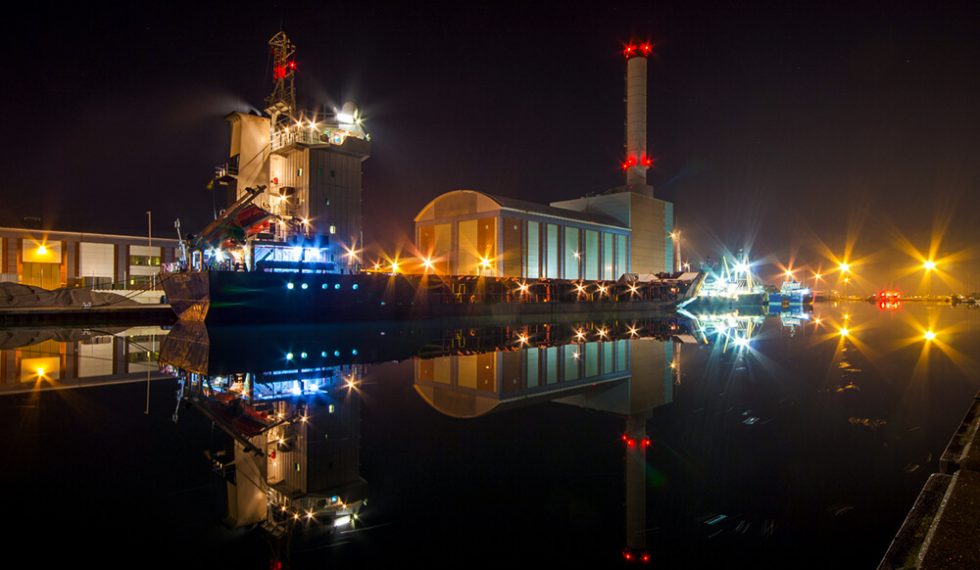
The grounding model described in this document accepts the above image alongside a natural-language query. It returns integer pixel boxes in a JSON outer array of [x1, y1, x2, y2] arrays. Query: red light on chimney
[[623, 44, 637, 58], [641, 553, 651, 563], [641, 437, 651, 448], [640, 43, 653, 56]]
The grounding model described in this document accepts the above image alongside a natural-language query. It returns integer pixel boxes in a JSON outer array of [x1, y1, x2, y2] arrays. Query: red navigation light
[[621, 434, 628, 442], [640, 43, 653, 55], [273, 65, 287, 80], [621, 161, 629, 171], [641, 553, 651, 563], [641, 437, 651, 448], [288, 61, 297, 70], [626, 438, 636, 448], [623, 44, 637, 58], [623, 551, 634, 561], [641, 155, 654, 167]]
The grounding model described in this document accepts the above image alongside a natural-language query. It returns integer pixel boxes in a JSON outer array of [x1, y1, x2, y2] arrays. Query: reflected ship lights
[[157, 315, 695, 563]]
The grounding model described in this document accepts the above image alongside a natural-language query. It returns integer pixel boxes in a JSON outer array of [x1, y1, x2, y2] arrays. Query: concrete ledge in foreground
[[879, 391, 980, 569]]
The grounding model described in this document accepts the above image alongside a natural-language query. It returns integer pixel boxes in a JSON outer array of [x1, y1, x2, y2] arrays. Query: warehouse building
[[0, 227, 180, 290], [415, 190, 632, 279]]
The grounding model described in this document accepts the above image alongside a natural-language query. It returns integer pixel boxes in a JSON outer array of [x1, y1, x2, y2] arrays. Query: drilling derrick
[[266, 31, 297, 128]]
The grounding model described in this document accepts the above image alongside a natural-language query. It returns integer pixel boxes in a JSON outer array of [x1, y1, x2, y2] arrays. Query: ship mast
[[265, 31, 297, 130]]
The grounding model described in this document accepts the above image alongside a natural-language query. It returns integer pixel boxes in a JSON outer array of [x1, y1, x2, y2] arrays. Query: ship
[[676, 255, 767, 311], [767, 280, 814, 306]]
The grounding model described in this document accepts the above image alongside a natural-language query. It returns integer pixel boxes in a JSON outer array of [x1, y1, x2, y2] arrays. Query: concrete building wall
[[626, 193, 666, 276], [552, 192, 674, 275]]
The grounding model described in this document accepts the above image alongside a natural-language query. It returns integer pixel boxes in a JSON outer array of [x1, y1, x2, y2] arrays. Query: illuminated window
[[329, 225, 337, 234], [546, 225, 559, 279], [563, 227, 580, 280], [129, 255, 161, 266], [297, 168, 303, 177], [615, 235, 627, 278], [585, 230, 598, 280], [525, 222, 539, 279], [602, 233, 614, 280]]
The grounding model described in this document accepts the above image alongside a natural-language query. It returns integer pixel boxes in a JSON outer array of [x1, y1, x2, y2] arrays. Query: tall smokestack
[[622, 42, 653, 193]]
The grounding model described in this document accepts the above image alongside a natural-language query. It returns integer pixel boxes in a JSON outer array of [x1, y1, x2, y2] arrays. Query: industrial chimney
[[622, 42, 653, 195]]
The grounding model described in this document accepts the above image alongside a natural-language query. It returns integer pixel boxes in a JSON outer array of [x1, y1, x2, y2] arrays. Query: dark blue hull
[[163, 271, 686, 324]]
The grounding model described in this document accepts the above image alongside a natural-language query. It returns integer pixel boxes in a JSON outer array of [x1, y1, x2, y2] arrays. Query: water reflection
[[156, 316, 689, 563], [0, 326, 169, 393], [6, 304, 978, 566]]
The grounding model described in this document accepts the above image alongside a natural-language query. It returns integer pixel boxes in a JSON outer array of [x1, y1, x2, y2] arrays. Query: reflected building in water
[[412, 322, 683, 561], [0, 326, 170, 393]]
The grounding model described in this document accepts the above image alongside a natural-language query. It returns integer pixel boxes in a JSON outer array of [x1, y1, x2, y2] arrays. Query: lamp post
[[839, 262, 850, 299], [670, 230, 681, 273]]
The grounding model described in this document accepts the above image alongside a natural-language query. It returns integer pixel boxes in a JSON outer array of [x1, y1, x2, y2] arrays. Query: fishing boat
[[767, 280, 813, 306]]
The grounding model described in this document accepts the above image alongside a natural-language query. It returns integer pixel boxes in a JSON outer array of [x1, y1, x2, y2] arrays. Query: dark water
[[1, 303, 978, 568]]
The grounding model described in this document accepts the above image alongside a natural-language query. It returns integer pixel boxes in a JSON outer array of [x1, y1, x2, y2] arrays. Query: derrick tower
[[265, 31, 297, 129]]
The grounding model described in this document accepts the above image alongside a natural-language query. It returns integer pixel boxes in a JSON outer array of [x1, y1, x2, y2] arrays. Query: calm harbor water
[[2, 302, 978, 568]]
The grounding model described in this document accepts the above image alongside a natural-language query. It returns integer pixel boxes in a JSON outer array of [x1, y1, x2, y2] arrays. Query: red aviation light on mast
[[641, 154, 654, 168], [624, 41, 653, 59], [273, 65, 287, 80]]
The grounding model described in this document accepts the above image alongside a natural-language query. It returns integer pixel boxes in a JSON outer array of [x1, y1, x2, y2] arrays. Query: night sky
[[4, 1, 979, 292]]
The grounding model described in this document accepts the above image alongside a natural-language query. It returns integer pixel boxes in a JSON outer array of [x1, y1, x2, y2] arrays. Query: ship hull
[[681, 292, 767, 312], [163, 271, 688, 324]]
